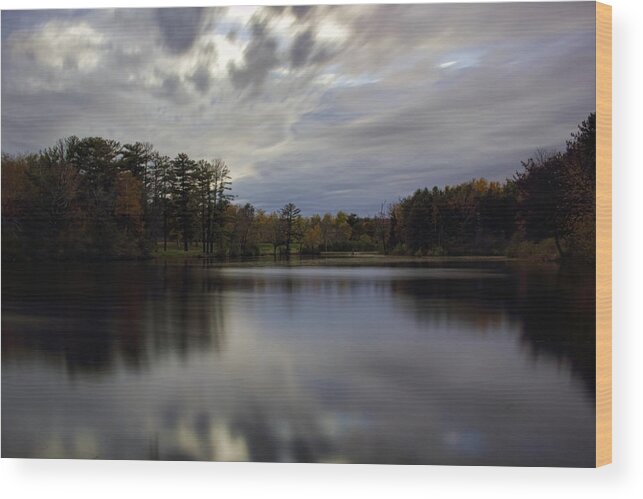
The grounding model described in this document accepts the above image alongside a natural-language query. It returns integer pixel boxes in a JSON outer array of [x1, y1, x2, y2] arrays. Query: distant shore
[[150, 250, 516, 265]]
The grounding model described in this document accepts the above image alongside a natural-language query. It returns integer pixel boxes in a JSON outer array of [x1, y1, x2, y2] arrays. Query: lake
[[2, 258, 596, 466]]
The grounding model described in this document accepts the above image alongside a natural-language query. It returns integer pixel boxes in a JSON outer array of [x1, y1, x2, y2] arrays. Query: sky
[[1, 3, 596, 215]]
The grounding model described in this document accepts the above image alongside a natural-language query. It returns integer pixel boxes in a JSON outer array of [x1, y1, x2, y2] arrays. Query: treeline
[[1, 114, 595, 263], [2, 138, 234, 259], [0, 136, 387, 260], [388, 113, 596, 263]]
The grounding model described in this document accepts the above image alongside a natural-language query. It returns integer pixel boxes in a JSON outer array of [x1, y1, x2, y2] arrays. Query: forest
[[1, 114, 595, 264]]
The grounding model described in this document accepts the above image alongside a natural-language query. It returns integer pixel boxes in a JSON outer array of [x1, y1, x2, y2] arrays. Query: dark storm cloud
[[162, 74, 181, 96], [2, 3, 596, 215], [189, 65, 212, 94], [155, 7, 206, 54], [290, 29, 315, 68], [290, 6, 314, 20], [265, 6, 287, 16], [228, 21, 280, 92], [226, 29, 237, 42]]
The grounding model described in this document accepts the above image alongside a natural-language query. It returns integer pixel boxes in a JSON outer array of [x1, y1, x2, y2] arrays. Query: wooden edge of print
[[595, 1, 612, 468]]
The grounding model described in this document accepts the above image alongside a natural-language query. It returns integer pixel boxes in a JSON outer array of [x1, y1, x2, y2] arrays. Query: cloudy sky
[[1, 2, 595, 215]]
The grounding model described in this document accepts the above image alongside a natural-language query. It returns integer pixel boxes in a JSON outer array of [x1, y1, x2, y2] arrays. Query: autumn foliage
[[1, 114, 595, 263]]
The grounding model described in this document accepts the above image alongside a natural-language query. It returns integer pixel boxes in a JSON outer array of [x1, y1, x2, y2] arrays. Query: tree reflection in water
[[2, 260, 595, 465]]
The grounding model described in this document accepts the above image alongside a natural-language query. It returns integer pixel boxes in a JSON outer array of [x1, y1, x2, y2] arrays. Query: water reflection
[[3, 262, 227, 375], [2, 260, 595, 465], [389, 263, 596, 397]]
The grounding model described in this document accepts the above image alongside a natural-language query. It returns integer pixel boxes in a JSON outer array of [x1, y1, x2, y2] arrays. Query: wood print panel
[[596, 1, 612, 468], [1, 2, 610, 467]]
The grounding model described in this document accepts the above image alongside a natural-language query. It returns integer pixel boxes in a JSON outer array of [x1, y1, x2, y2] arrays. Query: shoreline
[[4, 252, 588, 269]]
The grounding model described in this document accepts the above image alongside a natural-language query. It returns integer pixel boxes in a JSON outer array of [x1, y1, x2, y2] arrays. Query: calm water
[[2, 259, 595, 466]]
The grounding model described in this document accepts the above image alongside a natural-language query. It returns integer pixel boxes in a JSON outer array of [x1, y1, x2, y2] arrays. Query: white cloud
[[11, 20, 105, 72], [315, 16, 350, 46]]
